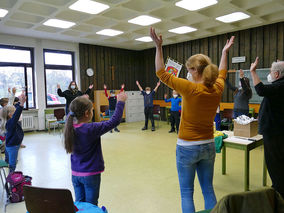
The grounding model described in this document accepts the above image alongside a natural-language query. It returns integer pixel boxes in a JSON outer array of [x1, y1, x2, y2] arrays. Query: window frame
[[43, 49, 75, 108], [0, 44, 36, 109]]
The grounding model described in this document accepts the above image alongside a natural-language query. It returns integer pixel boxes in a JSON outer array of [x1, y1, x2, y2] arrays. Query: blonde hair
[[186, 54, 219, 88], [0, 105, 15, 135]]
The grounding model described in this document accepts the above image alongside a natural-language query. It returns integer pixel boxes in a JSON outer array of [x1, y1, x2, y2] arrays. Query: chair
[[100, 105, 110, 121], [53, 108, 65, 134], [249, 108, 255, 118], [0, 160, 8, 192], [220, 109, 234, 130], [210, 187, 284, 213], [153, 105, 161, 128], [23, 185, 106, 213], [165, 106, 171, 124], [45, 109, 57, 134]]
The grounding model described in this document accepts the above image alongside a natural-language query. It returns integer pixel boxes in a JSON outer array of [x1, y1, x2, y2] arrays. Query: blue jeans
[[72, 174, 101, 206], [5, 145, 20, 173], [176, 143, 217, 213]]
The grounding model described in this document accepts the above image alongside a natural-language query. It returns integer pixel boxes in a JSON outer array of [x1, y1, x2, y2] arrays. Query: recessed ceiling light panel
[[216, 12, 250, 23], [128, 15, 161, 26], [135, 36, 152, 42], [96, 29, 123, 36], [43, 19, 76, 29], [169, 26, 197, 34], [0, 8, 8, 18], [69, 0, 109, 15], [175, 0, 218, 11]]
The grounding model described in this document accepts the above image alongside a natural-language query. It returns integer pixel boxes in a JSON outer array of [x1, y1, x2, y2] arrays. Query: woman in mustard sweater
[[150, 28, 234, 213]]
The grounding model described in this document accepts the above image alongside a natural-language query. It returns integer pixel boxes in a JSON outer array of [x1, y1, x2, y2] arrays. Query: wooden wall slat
[[79, 21, 283, 103]]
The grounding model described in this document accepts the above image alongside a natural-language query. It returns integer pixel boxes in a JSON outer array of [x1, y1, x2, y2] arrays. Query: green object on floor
[[0, 160, 8, 168]]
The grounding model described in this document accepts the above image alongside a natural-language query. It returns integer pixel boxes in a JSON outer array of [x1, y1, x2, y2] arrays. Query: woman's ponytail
[[202, 64, 219, 88]]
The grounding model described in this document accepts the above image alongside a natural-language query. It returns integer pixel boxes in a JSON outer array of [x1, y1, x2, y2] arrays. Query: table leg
[[222, 145, 226, 175], [263, 152, 267, 186], [244, 148, 250, 191]]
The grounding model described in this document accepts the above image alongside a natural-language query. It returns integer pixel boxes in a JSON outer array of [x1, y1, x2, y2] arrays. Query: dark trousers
[[144, 107, 154, 128], [170, 111, 180, 132], [263, 132, 284, 198]]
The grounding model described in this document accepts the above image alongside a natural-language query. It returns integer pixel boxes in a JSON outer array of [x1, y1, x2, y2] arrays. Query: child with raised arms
[[64, 92, 127, 206]]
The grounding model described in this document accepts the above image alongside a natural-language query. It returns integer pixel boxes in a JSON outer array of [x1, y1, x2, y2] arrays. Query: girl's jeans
[[176, 142, 217, 213]]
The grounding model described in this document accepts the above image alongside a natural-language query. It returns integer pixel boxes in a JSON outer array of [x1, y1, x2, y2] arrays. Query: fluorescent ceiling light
[[135, 36, 152, 42], [0, 8, 8, 18], [169, 26, 197, 34], [43, 19, 75, 29], [69, 0, 109, 14], [96, 29, 123, 36], [175, 0, 218, 11], [216, 12, 250, 23], [128, 15, 161, 26]]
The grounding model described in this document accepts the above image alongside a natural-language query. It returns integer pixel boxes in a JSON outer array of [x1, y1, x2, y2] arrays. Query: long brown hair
[[239, 77, 252, 99], [64, 96, 93, 153], [68, 81, 78, 94], [0, 106, 15, 135], [186, 54, 219, 88]]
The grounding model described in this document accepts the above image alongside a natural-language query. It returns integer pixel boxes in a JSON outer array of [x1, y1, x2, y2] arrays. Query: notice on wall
[[165, 57, 183, 77]]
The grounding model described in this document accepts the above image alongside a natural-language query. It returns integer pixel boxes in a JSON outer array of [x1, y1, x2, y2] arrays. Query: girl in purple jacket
[[64, 92, 127, 206]]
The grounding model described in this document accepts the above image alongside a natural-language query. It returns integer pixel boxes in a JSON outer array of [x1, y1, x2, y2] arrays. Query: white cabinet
[[125, 91, 144, 123]]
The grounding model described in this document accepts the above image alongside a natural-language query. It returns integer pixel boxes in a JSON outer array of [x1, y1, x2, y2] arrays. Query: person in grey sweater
[[226, 69, 252, 118]]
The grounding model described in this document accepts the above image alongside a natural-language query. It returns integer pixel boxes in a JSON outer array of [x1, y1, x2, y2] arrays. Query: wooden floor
[[0, 121, 271, 213]]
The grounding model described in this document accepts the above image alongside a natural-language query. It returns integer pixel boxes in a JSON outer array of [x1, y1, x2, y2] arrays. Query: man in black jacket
[[250, 58, 284, 198]]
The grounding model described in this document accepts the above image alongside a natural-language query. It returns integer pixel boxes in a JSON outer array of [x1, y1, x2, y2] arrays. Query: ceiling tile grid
[[0, 0, 283, 50]]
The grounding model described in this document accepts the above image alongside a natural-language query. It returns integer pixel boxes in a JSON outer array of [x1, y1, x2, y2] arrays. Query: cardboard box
[[234, 120, 258, 138]]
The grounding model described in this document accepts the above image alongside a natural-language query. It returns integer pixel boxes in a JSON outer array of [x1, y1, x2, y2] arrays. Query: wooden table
[[221, 131, 267, 191]]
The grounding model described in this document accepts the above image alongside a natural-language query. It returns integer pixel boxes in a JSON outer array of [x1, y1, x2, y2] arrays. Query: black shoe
[[142, 127, 148, 130], [114, 128, 120, 132], [151, 127, 155, 131], [109, 130, 113, 133], [168, 129, 175, 133]]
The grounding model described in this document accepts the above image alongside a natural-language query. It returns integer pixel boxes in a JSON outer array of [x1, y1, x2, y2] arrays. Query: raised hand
[[18, 91, 26, 107], [157, 81, 161, 87], [250, 57, 259, 73], [164, 94, 167, 99], [136, 81, 139, 86], [103, 84, 107, 89], [89, 84, 94, 89], [117, 92, 127, 102], [57, 84, 60, 89], [222, 36, 235, 53], [12, 87, 16, 94], [239, 69, 244, 78], [121, 83, 125, 89], [150, 27, 163, 48]]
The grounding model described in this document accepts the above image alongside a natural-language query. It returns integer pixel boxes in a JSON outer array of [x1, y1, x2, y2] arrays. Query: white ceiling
[[0, 0, 283, 50]]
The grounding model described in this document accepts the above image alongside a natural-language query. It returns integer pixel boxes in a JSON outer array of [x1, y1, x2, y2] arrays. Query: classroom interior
[[0, 0, 283, 212]]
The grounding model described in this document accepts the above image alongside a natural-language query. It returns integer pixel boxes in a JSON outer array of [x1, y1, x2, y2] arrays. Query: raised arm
[[120, 84, 125, 92], [154, 81, 160, 93], [136, 81, 143, 91], [150, 27, 165, 72], [7, 92, 25, 130], [164, 94, 171, 103], [225, 78, 237, 91], [7, 87, 16, 106], [84, 84, 93, 95], [57, 84, 66, 97], [90, 92, 127, 136], [249, 57, 261, 86], [219, 36, 235, 71], [103, 84, 109, 98]]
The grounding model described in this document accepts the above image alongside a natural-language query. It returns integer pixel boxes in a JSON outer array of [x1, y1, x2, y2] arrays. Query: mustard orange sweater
[[156, 69, 227, 141]]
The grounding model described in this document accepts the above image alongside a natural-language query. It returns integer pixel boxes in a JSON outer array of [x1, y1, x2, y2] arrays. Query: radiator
[[22, 116, 34, 130]]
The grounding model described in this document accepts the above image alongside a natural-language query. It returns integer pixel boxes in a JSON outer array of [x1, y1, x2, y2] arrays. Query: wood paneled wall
[[79, 21, 284, 102]]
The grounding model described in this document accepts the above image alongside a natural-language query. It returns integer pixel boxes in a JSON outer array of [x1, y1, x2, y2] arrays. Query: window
[[44, 49, 74, 107], [0, 45, 35, 109]]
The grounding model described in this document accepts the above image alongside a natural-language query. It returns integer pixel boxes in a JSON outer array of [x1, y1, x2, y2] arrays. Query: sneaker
[[20, 144, 26, 148], [151, 127, 155, 131], [142, 127, 147, 130], [168, 129, 175, 133], [114, 128, 120, 132], [109, 130, 113, 133]]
